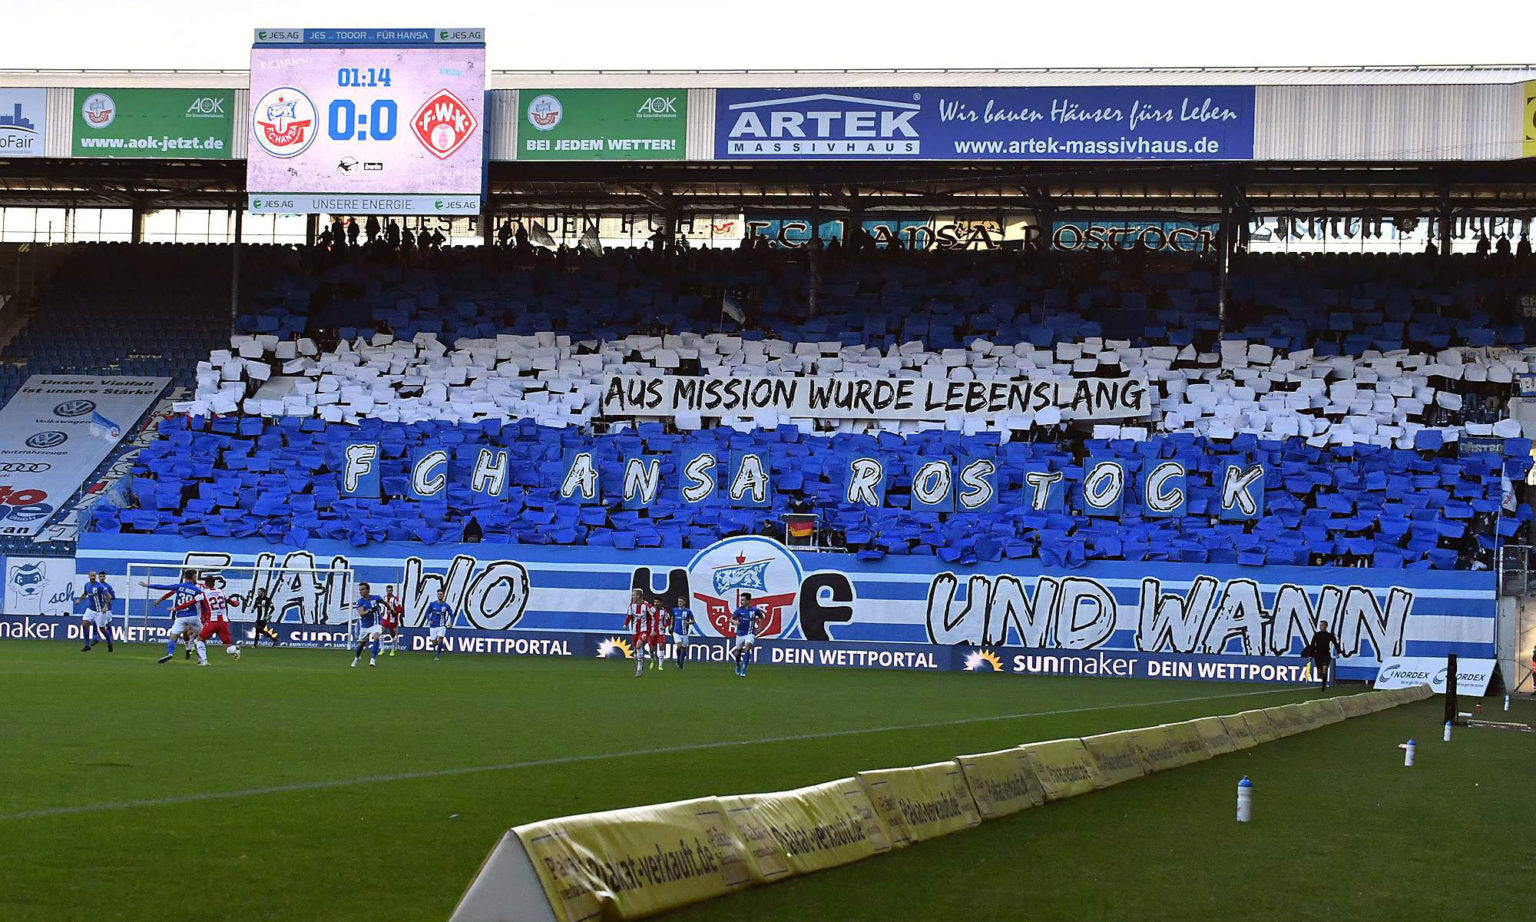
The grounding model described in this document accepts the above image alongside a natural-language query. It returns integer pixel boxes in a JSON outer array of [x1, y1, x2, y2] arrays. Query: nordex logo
[[725, 92, 922, 156]]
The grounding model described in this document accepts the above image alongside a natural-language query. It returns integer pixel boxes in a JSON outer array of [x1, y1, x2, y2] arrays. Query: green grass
[[1, 640, 1531, 922]]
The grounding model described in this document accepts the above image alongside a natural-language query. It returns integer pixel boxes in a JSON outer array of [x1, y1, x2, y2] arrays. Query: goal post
[[123, 562, 358, 646]]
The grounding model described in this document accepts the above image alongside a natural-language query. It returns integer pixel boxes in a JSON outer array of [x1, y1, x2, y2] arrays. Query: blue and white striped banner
[[77, 532, 1494, 681]]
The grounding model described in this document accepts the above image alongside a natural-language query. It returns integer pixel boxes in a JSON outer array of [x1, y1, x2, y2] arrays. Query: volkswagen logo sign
[[53, 399, 96, 418], [26, 431, 67, 449]]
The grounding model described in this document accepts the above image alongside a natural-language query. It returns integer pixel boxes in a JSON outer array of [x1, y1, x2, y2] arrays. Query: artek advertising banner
[[520, 89, 687, 160], [0, 88, 47, 158], [0, 376, 168, 536], [72, 88, 234, 159], [715, 86, 1255, 161]]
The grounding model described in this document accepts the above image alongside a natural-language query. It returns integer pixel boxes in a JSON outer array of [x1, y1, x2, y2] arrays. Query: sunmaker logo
[[724, 93, 922, 156]]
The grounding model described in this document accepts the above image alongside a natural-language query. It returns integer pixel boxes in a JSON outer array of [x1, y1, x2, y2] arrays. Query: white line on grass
[[0, 684, 1319, 822]]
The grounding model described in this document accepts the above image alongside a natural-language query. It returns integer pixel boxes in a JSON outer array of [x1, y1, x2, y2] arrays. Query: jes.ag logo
[[26, 431, 67, 449], [527, 94, 562, 131], [723, 91, 922, 156], [252, 87, 317, 158], [53, 399, 95, 418], [686, 536, 802, 639]]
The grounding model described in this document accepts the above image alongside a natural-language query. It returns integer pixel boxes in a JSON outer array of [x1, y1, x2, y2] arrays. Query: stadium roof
[[3, 64, 1535, 89]]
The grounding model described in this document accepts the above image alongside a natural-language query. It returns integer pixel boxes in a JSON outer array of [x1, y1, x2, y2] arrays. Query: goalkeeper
[[250, 587, 279, 647]]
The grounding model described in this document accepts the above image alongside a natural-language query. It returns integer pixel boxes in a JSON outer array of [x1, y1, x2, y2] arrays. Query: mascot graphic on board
[[685, 537, 803, 640], [9, 562, 46, 598]]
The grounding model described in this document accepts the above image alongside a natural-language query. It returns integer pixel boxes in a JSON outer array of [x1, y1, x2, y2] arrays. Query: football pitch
[[1, 641, 1530, 922]]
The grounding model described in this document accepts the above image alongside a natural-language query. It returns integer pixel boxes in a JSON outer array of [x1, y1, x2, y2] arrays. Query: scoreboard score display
[[247, 28, 485, 215]]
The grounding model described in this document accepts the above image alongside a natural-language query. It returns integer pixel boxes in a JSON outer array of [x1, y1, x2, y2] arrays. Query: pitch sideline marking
[[0, 685, 1320, 822]]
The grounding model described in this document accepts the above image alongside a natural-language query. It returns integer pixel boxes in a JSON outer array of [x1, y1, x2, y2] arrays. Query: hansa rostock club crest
[[685, 537, 803, 639], [252, 87, 317, 158]]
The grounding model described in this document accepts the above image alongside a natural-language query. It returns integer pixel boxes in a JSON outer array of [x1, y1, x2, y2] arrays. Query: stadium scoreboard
[[247, 28, 485, 216]]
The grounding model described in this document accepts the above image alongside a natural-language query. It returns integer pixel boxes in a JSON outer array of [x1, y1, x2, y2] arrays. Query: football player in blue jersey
[[730, 593, 763, 678], [670, 595, 697, 671], [349, 582, 383, 668], [424, 590, 453, 661], [76, 571, 116, 653], [142, 570, 205, 665]]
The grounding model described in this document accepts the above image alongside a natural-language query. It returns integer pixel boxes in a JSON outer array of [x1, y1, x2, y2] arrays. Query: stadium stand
[[0, 244, 258, 401], [75, 244, 1535, 570]]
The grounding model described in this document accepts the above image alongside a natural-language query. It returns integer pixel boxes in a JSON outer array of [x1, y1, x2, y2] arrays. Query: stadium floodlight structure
[[124, 562, 357, 647]]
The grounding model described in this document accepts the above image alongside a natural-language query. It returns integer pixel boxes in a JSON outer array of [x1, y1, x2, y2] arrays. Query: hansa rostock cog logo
[[526, 94, 562, 131], [685, 536, 802, 639], [81, 93, 116, 129], [252, 87, 317, 158]]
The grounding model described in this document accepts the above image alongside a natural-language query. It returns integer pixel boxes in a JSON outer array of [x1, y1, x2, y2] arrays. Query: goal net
[[123, 562, 358, 647]]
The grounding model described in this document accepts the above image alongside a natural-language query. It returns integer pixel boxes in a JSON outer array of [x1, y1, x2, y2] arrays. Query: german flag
[[786, 518, 814, 539]]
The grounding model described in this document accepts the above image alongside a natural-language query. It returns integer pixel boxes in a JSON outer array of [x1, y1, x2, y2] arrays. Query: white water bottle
[[1506, 695, 1511, 712], [1236, 776, 1253, 823], [1400, 739, 1416, 766], [1443, 721, 1453, 742]]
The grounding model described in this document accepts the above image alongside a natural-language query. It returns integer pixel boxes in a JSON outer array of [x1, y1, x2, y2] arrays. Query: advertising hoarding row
[[10, 75, 1536, 168], [74, 531, 1496, 683]]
